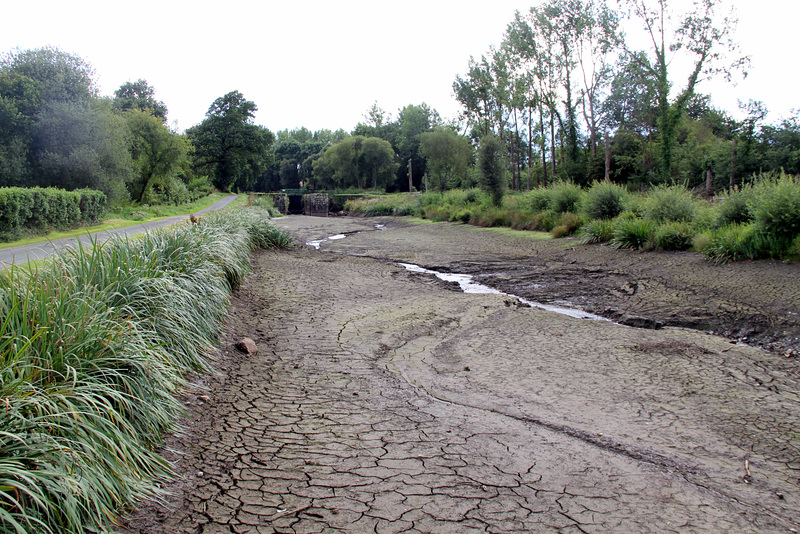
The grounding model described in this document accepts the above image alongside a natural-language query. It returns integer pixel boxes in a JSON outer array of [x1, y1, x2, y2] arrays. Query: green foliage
[[716, 186, 753, 226], [643, 184, 697, 223], [419, 127, 473, 191], [611, 217, 656, 250], [750, 172, 800, 241], [548, 181, 583, 214], [701, 223, 762, 263], [0, 207, 289, 533], [125, 109, 190, 204], [314, 136, 399, 191], [478, 134, 505, 206], [583, 181, 628, 220], [113, 79, 167, 121], [579, 219, 616, 244], [188, 91, 274, 192], [652, 221, 695, 251], [518, 188, 551, 213], [0, 186, 106, 240]]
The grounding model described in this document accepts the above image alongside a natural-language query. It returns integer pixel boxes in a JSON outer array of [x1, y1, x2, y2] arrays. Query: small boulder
[[236, 337, 258, 355]]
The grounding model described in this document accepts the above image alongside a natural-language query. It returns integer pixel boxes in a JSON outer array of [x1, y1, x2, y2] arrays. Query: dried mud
[[119, 216, 800, 533]]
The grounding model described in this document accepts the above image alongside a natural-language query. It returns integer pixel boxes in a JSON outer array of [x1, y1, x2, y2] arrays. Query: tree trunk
[[527, 106, 533, 191], [539, 103, 548, 188], [706, 168, 713, 197], [550, 112, 556, 178], [604, 134, 611, 182], [730, 139, 738, 192]]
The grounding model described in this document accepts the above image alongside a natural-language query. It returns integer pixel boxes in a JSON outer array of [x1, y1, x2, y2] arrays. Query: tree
[[124, 109, 188, 202], [113, 79, 167, 122], [313, 136, 398, 190], [0, 47, 96, 104], [0, 72, 40, 185], [478, 134, 506, 206], [419, 128, 473, 191], [396, 103, 439, 190], [0, 48, 134, 197], [619, 0, 747, 179], [360, 137, 398, 189], [187, 91, 274, 192], [33, 98, 132, 202]]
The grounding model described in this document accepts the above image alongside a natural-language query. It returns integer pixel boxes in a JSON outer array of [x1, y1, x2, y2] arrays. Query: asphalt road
[[0, 194, 239, 266]]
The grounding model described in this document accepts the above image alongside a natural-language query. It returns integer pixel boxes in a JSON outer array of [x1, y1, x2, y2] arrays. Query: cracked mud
[[119, 216, 800, 533]]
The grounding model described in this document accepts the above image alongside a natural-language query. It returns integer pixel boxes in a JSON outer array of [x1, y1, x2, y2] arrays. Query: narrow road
[[0, 194, 239, 265], [120, 216, 800, 533]]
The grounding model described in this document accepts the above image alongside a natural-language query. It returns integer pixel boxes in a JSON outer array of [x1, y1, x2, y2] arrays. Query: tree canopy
[[187, 91, 274, 192]]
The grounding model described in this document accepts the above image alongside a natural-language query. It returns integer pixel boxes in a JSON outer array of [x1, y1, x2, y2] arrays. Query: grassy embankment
[[345, 172, 800, 263], [0, 205, 291, 533]]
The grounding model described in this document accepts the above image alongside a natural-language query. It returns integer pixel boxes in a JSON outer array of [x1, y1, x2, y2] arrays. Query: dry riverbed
[[120, 216, 800, 533]]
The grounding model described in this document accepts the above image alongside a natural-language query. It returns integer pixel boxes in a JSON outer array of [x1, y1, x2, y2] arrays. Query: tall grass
[[0, 207, 289, 533], [341, 174, 800, 262]]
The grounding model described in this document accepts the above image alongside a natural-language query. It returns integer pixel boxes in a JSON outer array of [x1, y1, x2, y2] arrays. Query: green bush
[[716, 186, 753, 227], [519, 188, 551, 213], [579, 219, 615, 244], [0, 187, 107, 240], [644, 184, 696, 223], [549, 181, 583, 214], [751, 173, 800, 241], [583, 181, 627, 220], [701, 223, 763, 263], [652, 221, 695, 251], [611, 217, 656, 250]]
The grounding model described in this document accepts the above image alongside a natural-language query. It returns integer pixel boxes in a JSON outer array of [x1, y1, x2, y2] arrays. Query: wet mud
[[119, 216, 800, 533]]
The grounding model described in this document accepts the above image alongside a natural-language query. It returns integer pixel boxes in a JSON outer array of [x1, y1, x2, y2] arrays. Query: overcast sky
[[2, 0, 796, 133]]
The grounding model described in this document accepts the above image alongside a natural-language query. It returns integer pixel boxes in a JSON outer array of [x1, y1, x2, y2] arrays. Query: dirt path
[[120, 216, 800, 533]]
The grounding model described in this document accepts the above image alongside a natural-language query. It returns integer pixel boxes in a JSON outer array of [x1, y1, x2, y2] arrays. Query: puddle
[[399, 263, 612, 323], [306, 224, 385, 249], [306, 234, 347, 249]]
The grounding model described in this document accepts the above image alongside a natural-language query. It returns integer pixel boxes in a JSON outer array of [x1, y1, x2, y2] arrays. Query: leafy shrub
[[520, 188, 551, 213], [644, 184, 696, 223], [579, 219, 615, 244], [652, 221, 695, 251], [450, 208, 472, 223], [716, 186, 753, 227], [701, 223, 762, 263], [0, 186, 107, 240], [750, 173, 800, 241], [583, 181, 627, 220], [549, 181, 583, 214], [611, 217, 656, 250]]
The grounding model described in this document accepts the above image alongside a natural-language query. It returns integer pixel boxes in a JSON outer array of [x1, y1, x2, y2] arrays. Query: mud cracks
[[120, 217, 800, 533]]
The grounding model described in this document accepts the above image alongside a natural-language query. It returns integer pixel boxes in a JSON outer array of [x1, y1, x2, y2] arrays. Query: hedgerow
[[0, 187, 107, 240]]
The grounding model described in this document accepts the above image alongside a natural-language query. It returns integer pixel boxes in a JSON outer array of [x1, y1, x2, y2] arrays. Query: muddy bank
[[287, 216, 800, 354], [119, 216, 800, 533]]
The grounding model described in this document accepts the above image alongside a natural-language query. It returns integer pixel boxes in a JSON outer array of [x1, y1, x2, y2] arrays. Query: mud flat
[[120, 216, 800, 533]]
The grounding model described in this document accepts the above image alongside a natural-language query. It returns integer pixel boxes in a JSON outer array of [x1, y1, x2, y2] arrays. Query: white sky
[[2, 0, 796, 133]]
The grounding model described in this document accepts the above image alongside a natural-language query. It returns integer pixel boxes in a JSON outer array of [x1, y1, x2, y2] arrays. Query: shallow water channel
[[398, 263, 611, 322], [306, 230, 610, 323]]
